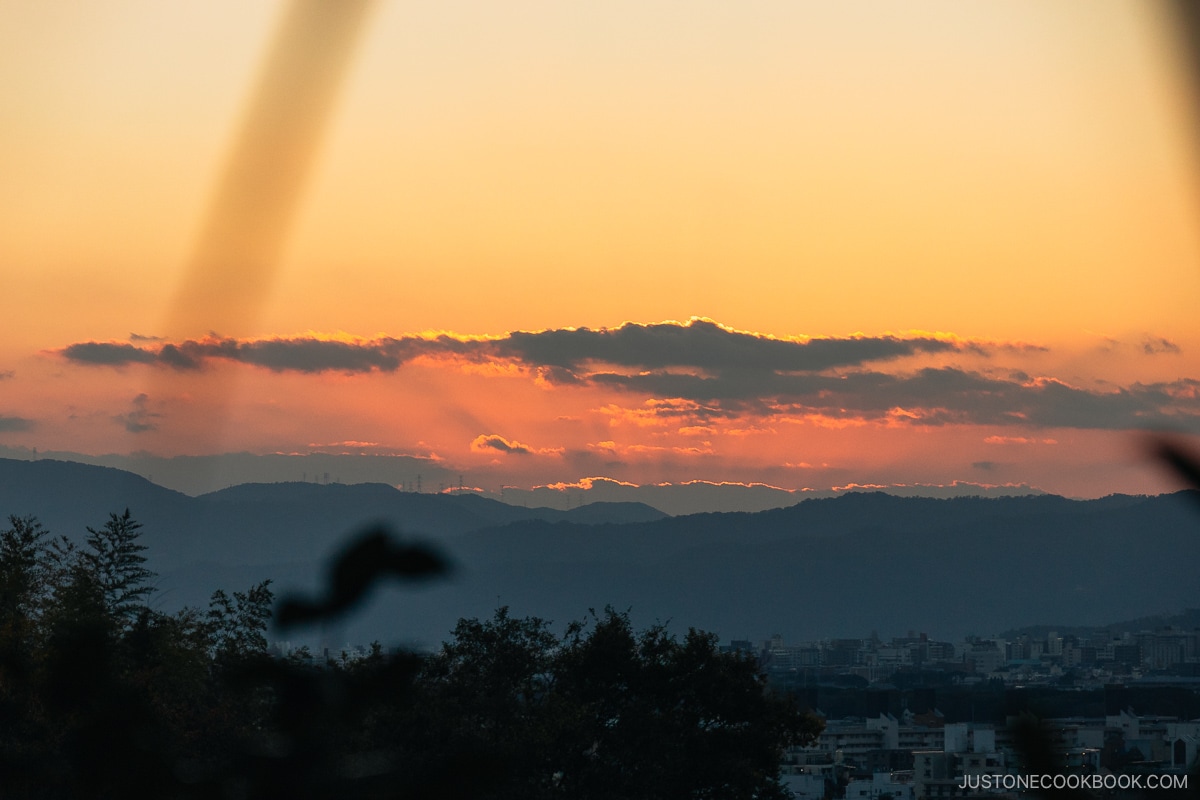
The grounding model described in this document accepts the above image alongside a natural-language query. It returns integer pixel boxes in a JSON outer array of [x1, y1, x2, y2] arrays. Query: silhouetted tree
[[206, 579, 274, 664], [0, 511, 278, 798], [0, 515, 58, 663], [83, 509, 155, 625], [383, 607, 822, 799], [551, 609, 821, 800]]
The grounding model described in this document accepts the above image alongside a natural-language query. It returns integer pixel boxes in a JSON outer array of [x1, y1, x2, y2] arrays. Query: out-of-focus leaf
[[277, 526, 450, 629]]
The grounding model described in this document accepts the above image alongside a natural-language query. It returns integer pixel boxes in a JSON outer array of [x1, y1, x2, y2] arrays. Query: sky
[[2, 1, 1200, 505]]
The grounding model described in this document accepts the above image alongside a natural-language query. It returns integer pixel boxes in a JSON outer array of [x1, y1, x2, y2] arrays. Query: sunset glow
[[3, 1, 1199, 504]]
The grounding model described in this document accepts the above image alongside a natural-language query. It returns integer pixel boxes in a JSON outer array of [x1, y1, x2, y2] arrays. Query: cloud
[[470, 434, 562, 456], [0, 370, 13, 380], [1094, 334, 1183, 357], [59, 332, 482, 373], [599, 400, 732, 431], [537, 476, 639, 492], [585, 367, 1200, 431], [1143, 336, 1182, 355], [984, 435, 1057, 445], [54, 318, 1200, 433], [129, 332, 164, 342], [725, 426, 777, 436], [763, 371, 1200, 432], [62, 342, 158, 366], [495, 318, 979, 373], [113, 393, 159, 433], [0, 416, 34, 432], [833, 480, 1044, 497], [307, 440, 381, 449], [587, 440, 715, 457], [676, 425, 717, 437], [57, 318, 991, 376]]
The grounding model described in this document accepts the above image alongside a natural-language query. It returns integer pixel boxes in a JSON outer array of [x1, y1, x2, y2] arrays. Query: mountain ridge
[[2, 457, 1196, 646]]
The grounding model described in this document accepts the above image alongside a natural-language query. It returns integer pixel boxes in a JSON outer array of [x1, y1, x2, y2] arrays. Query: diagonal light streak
[[165, 0, 378, 339], [150, 0, 379, 465]]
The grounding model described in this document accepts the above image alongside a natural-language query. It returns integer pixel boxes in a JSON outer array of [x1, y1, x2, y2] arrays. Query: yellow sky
[[2, 1, 1199, 498], [2, 1, 1196, 343]]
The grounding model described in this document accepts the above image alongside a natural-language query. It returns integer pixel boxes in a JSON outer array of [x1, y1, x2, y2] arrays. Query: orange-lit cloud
[[672, 478, 794, 492], [724, 426, 777, 436], [984, 435, 1059, 445], [677, 426, 718, 437], [538, 477, 640, 492], [587, 440, 716, 457], [306, 440, 380, 449]]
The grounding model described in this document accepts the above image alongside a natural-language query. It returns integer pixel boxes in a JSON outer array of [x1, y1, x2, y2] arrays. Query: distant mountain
[[0, 457, 194, 542], [2, 457, 1196, 649], [0, 445, 1045, 515], [0, 447, 459, 497], [1001, 608, 1200, 640], [504, 478, 1047, 515], [0, 457, 665, 569]]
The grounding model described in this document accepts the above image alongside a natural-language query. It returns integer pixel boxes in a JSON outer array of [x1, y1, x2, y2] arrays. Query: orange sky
[[2, 1, 1199, 501]]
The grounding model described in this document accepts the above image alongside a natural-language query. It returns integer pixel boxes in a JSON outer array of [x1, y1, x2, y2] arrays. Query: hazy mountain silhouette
[[2, 458, 1196, 647], [0, 446, 1045, 514], [1001, 608, 1200, 640], [0, 457, 663, 566], [0, 447, 462, 496]]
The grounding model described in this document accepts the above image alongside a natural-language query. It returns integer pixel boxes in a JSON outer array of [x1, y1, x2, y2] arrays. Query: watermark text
[[959, 773, 1187, 791]]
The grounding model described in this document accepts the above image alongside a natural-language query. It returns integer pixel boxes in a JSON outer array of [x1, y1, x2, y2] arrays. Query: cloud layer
[[56, 318, 1200, 432]]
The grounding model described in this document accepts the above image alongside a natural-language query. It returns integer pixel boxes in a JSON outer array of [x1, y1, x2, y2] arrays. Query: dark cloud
[[0, 370, 13, 380], [62, 342, 158, 366], [114, 393, 158, 434], [972, 461, 997, 471], [229, 338, 410, 373], [782, 371, 1200, 432], [60, 334, 466, 373], [590, 367, 1200, 432], [0, 416, 34, 432], [157, 343, 202, 370], [496, 318, 971, 373], [129, 332, 164, 342], [1143, 336, 1182, 355], [57, 319, 981, 376], [470, 434, 534, 455]]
